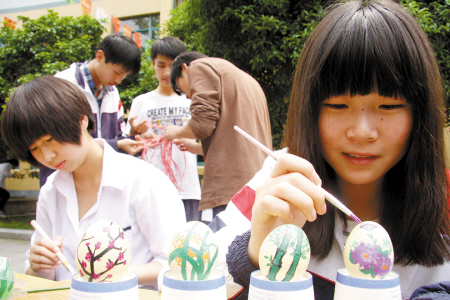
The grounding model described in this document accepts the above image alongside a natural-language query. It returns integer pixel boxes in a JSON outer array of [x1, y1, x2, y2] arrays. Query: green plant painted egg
[[0, 257, 14, 299], [259, 224, 310, 282], [168, 221, 219, 281], [344, 221, 394, 279]]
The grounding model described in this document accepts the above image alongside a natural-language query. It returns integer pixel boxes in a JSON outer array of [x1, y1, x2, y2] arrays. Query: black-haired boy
[[39, 34, 144, 186], [126, 37, 203, 222]]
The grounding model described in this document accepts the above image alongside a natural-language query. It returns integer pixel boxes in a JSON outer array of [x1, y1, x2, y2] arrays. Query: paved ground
[[0, 238, 30, 274]]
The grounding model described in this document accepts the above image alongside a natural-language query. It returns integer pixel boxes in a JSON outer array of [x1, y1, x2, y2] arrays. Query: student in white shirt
[[1, 76, 186, 288], [126, 37, 202, 222]]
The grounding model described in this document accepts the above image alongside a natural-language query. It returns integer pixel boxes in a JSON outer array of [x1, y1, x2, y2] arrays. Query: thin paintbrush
[[234, 125, 362, 224]]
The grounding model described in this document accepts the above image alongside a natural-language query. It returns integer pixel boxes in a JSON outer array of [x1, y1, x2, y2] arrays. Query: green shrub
[[0, 10, 104, 160], [402, 0, 450, 121]]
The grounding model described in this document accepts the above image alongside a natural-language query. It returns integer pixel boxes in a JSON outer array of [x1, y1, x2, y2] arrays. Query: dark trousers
[[0, 187, 10, 211]]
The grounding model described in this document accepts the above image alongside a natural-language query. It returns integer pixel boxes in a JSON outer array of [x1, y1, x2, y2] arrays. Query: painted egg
[[0, 257, 14, 299], [259, 224, 310, 282], [76, 220, 131, 282], [168, 221, 219, 281], [344, 221, 394, 279]]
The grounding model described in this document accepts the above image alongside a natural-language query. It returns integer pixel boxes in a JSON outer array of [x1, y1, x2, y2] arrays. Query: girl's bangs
[[313, 4, 421, 103]]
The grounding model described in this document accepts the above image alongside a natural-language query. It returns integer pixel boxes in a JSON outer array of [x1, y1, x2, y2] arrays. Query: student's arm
[[102, 138, 145, 155], [173, 138, 203, 155], [128, 116, 149, 136], [117, 138, 145, 155], [164, 123, 197, 140], [183, 61, 221, 140]]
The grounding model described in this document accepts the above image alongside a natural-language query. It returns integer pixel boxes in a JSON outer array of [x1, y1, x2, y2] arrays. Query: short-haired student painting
[[1, 76, 186, 288]]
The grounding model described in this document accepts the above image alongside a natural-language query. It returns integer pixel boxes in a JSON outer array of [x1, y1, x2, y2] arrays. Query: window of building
[[174, 0, 185, 7], [117, 14, 159, 49]]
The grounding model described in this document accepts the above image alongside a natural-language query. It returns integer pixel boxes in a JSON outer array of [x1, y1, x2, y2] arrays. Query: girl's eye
[[379, 104, 403, 110], [46, 137, 53, 142], [323, 103, 347, 109], [29, 147, 37, 152]]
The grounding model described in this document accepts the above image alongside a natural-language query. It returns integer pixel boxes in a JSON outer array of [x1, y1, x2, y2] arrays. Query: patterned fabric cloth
[[80, 62, 106, 108]]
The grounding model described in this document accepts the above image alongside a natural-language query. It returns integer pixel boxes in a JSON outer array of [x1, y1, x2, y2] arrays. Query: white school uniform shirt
[[25, 140, 186, 285], [126, 91, 201, 201]]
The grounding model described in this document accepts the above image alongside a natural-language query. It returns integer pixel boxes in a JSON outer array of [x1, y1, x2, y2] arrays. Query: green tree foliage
[[0, 10, 104, 159], [402, 0, 450, 120], [162, 0, 450, 148], [163, 0, 322, 149]]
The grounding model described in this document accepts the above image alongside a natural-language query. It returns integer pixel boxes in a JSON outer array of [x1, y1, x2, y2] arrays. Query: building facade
[[0, 0, 183, 47]]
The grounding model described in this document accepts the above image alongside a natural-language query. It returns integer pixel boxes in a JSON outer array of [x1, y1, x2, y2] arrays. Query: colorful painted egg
[[168, 221, 219, 281], [76, 220, 131, 283], [344, 221, 394, 279], [259, 224, 310, 282], [0, 257, 14, 299]]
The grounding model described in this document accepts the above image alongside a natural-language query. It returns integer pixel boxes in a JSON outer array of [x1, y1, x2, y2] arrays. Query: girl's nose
[[41, 146, 56, 161], [346, 113, 378, 141]]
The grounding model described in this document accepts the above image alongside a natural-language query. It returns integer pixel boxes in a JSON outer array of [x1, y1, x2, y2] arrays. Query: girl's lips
[[54, 161, 66, 170], [343, 153, 379, 165]]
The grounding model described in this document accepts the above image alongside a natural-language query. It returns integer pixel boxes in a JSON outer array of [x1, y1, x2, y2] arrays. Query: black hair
[[151, 36, 186, 61], [6, 159, 18, 168], [98, 34, 141, 75], [170, 51, 208, 95], [1, 76, 96, 168]]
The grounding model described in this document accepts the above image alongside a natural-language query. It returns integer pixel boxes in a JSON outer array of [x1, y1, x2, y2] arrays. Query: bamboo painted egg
[[168, 221, 219, 281], [259, 224, 310, 282], [0, 257, 14, 299], [344, 221, 394, 279], [76, 220, 130, 283]]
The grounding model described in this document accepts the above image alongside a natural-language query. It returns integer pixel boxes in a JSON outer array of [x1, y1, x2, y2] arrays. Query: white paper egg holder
[[70, 271, 138, 300], [69, 220, 138, 300], [334, 221, 401, 300], [161, 221, 226, 300], [249, 224, 315, 300]]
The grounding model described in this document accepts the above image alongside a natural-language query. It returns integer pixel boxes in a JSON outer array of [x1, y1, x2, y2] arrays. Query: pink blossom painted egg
[[259, 224, 310, 282], [76, 220, 130, 282], [344, 221, 394, 279], [168, 221, 219, 281]]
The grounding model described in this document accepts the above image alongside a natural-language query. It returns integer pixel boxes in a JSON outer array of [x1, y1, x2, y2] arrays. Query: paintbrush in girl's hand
[[234, 125, 362, 224]]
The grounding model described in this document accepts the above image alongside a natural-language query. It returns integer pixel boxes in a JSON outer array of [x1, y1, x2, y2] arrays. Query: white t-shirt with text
[[126, 91, 201, 200]]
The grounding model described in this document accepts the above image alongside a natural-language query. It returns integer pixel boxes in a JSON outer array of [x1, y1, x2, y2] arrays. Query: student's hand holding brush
[[27, 234, 65, 280], [26, 220, 76, 280], [248, 153, 327, 268]]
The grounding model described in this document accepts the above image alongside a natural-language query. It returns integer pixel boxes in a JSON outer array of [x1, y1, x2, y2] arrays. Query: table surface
[[13, 273, 161, 299]]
